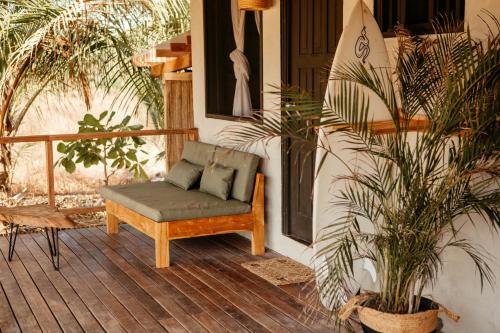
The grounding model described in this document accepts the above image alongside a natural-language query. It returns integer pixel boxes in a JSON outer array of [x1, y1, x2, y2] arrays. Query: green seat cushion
[[100, 181, 251, 222], [213, 147, 260, 202], [200, 162, 235, 200], [181, 141, 216, 166], [164, 159, 204, 190]]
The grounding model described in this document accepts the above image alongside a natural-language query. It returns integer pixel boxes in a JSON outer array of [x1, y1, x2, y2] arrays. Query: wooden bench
[[104, 172, 265, 268]]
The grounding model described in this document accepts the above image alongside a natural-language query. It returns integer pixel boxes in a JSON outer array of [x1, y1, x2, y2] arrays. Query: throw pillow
[[164, 159, 204, 190], [200, 162, 235, 200]]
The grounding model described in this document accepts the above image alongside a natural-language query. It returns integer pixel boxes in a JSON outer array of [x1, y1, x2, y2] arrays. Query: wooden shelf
[[324, 117, 431, 135]]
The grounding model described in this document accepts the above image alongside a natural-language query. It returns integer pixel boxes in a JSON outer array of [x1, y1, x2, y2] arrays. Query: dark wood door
[[281, 0, 343, 244]]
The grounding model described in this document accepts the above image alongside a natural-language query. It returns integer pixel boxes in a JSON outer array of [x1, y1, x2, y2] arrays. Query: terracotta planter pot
[[339, 294, 460, 333]]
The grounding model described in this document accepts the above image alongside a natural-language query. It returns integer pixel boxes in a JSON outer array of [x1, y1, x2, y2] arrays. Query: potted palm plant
[[221, 17, 499, 333]]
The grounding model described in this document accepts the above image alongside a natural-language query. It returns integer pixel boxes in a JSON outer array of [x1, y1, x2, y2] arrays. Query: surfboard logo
[[355, 26, 370, 63]]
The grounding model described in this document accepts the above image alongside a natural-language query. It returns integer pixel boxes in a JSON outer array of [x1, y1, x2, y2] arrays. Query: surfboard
[[312, 0, 392, 301]]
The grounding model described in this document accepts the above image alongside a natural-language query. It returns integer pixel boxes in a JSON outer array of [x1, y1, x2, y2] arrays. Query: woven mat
[[241, 257, 314, 286]]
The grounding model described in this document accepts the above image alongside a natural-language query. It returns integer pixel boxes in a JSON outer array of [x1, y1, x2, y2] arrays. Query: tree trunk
[[0, 143, 12, 193]]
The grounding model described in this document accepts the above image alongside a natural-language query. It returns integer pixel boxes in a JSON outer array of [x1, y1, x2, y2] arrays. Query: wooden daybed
[[101, 141, 265, 268]]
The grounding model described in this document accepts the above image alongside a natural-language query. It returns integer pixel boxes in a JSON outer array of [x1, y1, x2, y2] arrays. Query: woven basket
[[239, 0, 272, 11], [339, 294, 460, 333]]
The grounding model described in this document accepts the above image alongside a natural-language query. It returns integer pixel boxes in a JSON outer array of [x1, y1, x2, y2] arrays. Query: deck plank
[[30, 233, 127, 333], [0, 228, 336, 333], [12, 236, 84, 333], [114, 227, 271, 333], [174, 239, 314, 333], [85, 227, 238, 333], [0, 278, 21, 333], [38, 232, 147, 332], [19, 235, 104, 333], [58, 231, 169, 332], [91, 226, 251, 333], [0, 237, 62, 333], [0, 238, 41, 333], [122, 226, 294, 333], [71, 228, 209, 333], [199, 236, 332, 329], [177, 237, 329, 332]]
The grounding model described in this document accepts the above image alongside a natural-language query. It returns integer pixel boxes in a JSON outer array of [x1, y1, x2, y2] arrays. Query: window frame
[[203, 0, 264, 123], [374, 0, 465, 37]]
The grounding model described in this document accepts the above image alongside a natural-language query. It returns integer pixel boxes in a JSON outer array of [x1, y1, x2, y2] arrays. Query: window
[[204, 0, 262, 121], [374, 0, 465, 37]]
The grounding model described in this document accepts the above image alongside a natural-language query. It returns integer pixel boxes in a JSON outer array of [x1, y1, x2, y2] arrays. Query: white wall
[[191, 0, 313, 265], [191, 0, 500, 331]]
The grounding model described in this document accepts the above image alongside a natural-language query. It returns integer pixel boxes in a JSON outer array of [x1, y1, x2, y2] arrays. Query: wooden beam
[[105, 200, 156, 238], [162, 72, 192, 81], [0, 128, 199, 144], [45, 140, 55, 207], [60, 206, 106, 215], [162, 53, 192, 73], [156, 47, 191, 58], [150, 64, 164, 77], [167, 216, 254, 240], [323, 118, 431, 135]]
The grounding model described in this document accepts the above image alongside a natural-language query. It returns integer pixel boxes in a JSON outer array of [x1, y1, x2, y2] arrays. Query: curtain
[[230, 0, 252, 117]]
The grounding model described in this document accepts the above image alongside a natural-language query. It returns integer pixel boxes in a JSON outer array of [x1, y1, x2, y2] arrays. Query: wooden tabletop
[[0, 205, 77, 229]]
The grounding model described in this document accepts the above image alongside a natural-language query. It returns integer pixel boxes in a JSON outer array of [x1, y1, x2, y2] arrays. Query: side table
[[0, 205, 77, 270]]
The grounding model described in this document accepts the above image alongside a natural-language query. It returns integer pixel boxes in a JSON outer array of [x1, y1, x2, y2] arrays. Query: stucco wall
[[190, 0, 500, 331]]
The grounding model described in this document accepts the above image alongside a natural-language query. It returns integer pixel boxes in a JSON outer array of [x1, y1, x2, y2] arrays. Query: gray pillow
[[164, 159, 204, 190], [200, 162, 235, 200], [213, 147, 260, 202]]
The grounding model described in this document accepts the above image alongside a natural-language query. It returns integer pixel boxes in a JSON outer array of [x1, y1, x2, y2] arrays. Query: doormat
[[242, 257, 314, 286]]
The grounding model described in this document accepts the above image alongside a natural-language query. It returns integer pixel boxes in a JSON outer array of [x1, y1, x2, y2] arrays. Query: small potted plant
[[222, 17, 499, 332]]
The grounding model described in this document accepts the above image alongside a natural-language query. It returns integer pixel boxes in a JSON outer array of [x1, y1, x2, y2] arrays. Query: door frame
[[280, 0, 310, 245]]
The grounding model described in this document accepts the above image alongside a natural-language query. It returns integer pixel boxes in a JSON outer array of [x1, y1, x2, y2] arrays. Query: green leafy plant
[[221, 16, 499, 327], [56, 112, 149, 186]]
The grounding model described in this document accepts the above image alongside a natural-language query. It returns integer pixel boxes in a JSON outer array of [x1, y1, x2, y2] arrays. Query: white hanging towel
[[230, 0, 252, 117]]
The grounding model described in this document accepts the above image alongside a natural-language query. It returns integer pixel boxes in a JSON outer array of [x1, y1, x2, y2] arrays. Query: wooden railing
[[0, 128, 198, 215]]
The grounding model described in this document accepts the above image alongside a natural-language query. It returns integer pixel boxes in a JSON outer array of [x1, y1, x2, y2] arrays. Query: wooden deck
[[0, 225, 334, 332]]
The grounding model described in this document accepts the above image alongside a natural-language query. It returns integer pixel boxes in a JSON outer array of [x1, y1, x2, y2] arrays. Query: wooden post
[[163, 72, 194, 171], [155, 223, 169, 268], [251, 173, 265, 255], [45, 140, 55, 207], [106, 202, 120, 234]]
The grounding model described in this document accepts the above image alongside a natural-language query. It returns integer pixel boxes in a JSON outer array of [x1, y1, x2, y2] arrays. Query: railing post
[[45, 140, 55, 207]]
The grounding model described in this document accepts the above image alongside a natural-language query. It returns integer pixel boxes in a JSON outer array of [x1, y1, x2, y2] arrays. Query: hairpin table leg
[[45, 227, 60, 270], [8, 223, 19, 261]]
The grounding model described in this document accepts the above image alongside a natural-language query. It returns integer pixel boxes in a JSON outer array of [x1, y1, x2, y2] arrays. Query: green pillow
[[200, 162, 235, 200], [164, 159, 204, 190]]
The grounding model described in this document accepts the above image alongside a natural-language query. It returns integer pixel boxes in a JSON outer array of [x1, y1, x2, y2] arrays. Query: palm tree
[[0, 0, 190, 191], [222, 16, 499, 326]]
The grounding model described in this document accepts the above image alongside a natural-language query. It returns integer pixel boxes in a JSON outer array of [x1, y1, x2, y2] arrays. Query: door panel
[[282, 0, 342, 244]]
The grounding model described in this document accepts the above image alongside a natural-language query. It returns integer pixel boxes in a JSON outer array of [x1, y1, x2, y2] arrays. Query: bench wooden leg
[[252, 220, 265, 255], [155, 223, 169, 268], [106, 212, 119, 234]]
